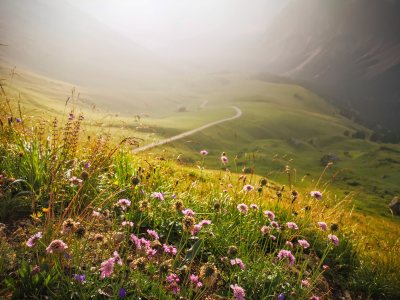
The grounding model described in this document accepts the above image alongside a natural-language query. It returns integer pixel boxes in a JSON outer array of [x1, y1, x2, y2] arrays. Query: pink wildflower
[[271, 221, 280, 228], [151, 192, 164, 201], [199, 220, 212, 226], [230, 258, 245, 270], [116, 199, 131, 210], [285, 241, 293, 248], [113, 251, 123, 266], [182, 209, 195, 216], [69, 176, 83, 187], [301, 279, 310, 288], [92, 210, 102, 218], [261, 225, 271, 235], [163, 244, 177, 255], [26, 232, 42, 247], [310, 191, 323, 200], [200, 150, 208, 156], [230, 284, 246, 300], [237, 203, 248, 214], [250, 204, 259, 210], [189, 274, 203, 289], [122, 221, 134, 227], [166, 273, 180, 294], [317, 221, 327, 231], [221, 154, 228, 165], [328, 234, 339, 246], [46, 239, 68, 254], [146, 248, 158, 258], [131, 234, 151, 250], [286, 222, 299, 230], [310, 296, 320, 300], [264, 210, 275, 220], [298, 239, 310, 249], [147, 229, 159, 240], [277, 249, 295, 266], [100, 258, 114, 279], [192, 224, 202, 235], [243, 184, 254, 192], [270, 235, 277, 241]]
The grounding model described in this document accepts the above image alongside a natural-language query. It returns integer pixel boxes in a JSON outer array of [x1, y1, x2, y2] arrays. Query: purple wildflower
[[277, 249, 295, 266], [261, 225, 271, 235], [243, 184, 254, 192], [131, 234, 151, 250], [163, 244, 177, 255], [264, 210, 275, 220], [113, 251, 123, 266], [182, 209, 195, 216], [230, 284, 246, 300], [298, 239, 310, 249], [74, 274, 86, 283], [286, 222, 299, 230], [271, 221, 280, 229], [310, 191, 323, 200], [166, 273, 180, 294], [317, 221, 327, 231], [285, 241, 293, 248], [328, 234, 339, 246], [46, 239, 68, 254], [100, 258, 115, 278], [122, 221, 134, 227], [69, 176, 83, 187], [277, 293, 286, 300], [146, 248, 158, 258], [116, 199, 131, 210], [230, 258, 245, 270], [199, 220, 211, 226], [118, 287, 127, 298], [200, 150, 208, 156], [250, 204, 259, 210], [147, 229, 159, 240], [301, 279, 310, 288], [26, 232, 43, 247], [237, 203, 248, 214], [189, 274, 203, 289], [151, 192, 164, 201]]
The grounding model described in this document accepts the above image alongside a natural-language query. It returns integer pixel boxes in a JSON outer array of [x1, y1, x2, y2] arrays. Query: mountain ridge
[[260, 0, 400, 134]]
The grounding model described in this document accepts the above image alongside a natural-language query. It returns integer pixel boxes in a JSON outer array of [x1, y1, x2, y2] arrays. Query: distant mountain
[[0, 0, 173, 89], [260, 0, 400, 135]]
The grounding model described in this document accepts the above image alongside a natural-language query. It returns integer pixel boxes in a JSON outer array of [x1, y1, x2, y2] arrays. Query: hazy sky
[[67, 0, 287, 67]]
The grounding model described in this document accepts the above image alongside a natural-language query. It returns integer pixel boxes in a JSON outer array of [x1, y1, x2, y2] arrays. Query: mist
[[67, 0, 287, 71], [0, 0, 286, 77], [1, 0, 399, 131]]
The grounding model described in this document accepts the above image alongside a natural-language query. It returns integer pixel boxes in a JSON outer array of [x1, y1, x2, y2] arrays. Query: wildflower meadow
[[0, 100, 399, 299]]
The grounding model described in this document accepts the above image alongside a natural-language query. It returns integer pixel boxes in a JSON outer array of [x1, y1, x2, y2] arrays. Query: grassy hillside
[[1, 94, 399, 299], [139, 78, 400, 221], [2, 64, 399, 224]]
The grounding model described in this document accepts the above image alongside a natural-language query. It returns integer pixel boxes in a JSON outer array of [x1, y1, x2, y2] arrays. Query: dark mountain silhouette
[[260, 0, 400, 135]]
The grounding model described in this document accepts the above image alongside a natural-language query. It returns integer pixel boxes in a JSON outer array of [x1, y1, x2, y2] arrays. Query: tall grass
[[0, 87, 399, 299]]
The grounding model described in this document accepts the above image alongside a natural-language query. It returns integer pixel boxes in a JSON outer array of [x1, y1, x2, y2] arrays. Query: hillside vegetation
[[1, 78, 400, 299]]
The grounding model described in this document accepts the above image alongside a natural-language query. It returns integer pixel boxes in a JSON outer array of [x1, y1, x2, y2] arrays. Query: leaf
[[184, 239, 202, 263]]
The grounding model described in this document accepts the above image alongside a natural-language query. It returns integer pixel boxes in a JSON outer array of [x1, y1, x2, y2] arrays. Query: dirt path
[[133, 106, 242, 153]]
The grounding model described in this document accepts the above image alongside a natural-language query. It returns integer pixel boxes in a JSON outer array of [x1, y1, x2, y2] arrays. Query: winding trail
[[133, 106, 242, 153]]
